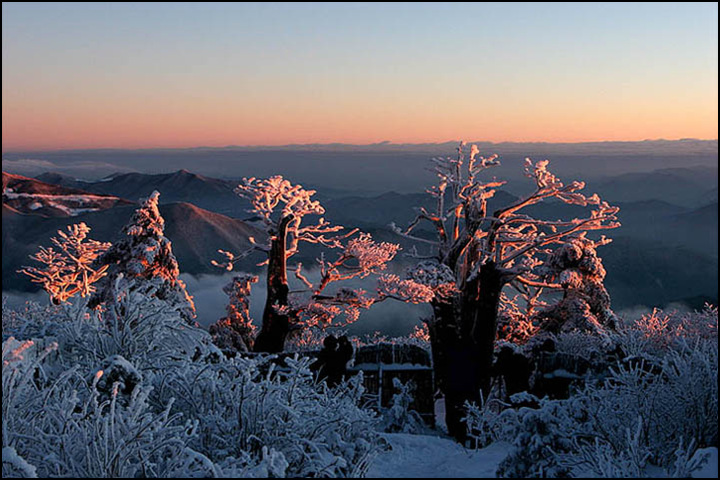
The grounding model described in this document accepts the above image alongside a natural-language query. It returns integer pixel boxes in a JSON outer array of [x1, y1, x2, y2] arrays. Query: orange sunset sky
[[2, 2, 718, 151]]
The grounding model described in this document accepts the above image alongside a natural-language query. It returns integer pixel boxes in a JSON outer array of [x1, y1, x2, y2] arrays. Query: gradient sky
[[2, 2, 718, 151]]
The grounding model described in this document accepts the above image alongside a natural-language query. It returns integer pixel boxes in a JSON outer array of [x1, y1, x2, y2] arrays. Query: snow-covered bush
[[494, 396, 579, 478], [562, 423, 651, 478], [380, 378, 427, 434], [3, 446, 38, 478], [3, 288, 382, 478], [3, 338, 58, 454], [580, 341, 718, 463], [3, 337, 199, 478], [615, 305, 718, 359], [465, 306, 718, 477], [463, 393, 521, 450], [83, 276, 207, 370], [2, 297, 61, 341], [153, 354, 381, 477]]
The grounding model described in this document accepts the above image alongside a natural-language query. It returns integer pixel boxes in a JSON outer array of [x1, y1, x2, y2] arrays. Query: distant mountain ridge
[[3, 167, 718, 311], [5, 138, 718, 155], [3, 139, 716, 195], [589, 166, 719, 207], [37, 169, 250, 218]]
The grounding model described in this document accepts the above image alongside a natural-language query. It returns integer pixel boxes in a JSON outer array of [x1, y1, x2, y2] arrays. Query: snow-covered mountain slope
[[2, 172, 131, 217]]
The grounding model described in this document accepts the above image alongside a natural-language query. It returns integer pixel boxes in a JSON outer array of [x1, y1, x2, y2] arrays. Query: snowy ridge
[[2, 171, 130, 217]]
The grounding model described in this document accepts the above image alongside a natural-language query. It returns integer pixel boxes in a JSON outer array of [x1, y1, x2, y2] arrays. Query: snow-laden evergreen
[[90, 191, 196, 324]]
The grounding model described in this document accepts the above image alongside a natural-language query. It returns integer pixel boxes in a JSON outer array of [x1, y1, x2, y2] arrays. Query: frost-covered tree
[[532, 236, 618, 335], [209, 273, 259, 353], [90, 191, 196, 324], [214, 176, 403, 352], [19, 223, 111, 305], [391, 143, 620, 440]]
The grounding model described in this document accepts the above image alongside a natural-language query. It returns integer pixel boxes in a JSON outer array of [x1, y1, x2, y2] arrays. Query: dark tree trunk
[[430, 261, 505, 442], [253, 215, 293, 353], [471, 262, 504, 395]]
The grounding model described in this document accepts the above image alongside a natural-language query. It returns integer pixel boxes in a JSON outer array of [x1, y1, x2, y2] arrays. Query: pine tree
[[90, 191, 196, 323]]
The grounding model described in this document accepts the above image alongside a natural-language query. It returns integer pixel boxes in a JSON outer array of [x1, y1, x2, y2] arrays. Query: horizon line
[[3, 137, 718, 155]]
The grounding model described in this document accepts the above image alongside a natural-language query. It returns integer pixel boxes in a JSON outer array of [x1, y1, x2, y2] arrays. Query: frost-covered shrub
[[33, 382, 195, 477], [562, 423, 650, 478], [465, 307, 718, 477], [598, 307, 719, 457], [463, 394, 515, 449], [2, 297, 61, 341], [582, 342, 718, 461], [3, 287, 381, 478], [33, 278, 209, 375], [153, 354, 381, 477], [561, 431, 711, 478], [495, 396, 579, 478], [615, 305, 718, 359], [552, 330, 613, 360], [83, 276, 208, 369], [3, 338, 58, 453], [3, 337, 199, 478], [380, 378, 427, 434], [3, 446, 38, 478], [4, 280, 208, 376], [497, 345, 717, 476]]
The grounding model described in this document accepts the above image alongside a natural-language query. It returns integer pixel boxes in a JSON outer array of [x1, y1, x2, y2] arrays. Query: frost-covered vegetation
[[2, 293, 382, 478], [3, 149, 717, 478], [465, 306, 718, 477], [4, 192, 382, 478]]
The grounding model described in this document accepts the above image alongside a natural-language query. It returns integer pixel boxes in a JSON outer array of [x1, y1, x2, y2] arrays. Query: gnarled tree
[[391, 143, 620, 440], [214, 176, 405, 353]]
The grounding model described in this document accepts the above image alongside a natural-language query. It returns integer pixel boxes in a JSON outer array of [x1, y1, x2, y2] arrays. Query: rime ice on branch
[[209, 273, 259, 353], [214, 176, 402, 352], [390, 143, 620, 441], [90, 191, 196, 323], [19, 223, 111, 304], [532, 236, 618, 334]]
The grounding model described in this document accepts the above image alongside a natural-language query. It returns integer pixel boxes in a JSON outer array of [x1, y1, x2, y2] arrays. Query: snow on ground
[[367, 433, 509, 478], [693, 448, 719, 479], [368, 434, 718, 478]]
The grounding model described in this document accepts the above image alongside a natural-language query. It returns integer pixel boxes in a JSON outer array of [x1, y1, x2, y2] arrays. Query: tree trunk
[[430, 261, 504, 442], [253, 215, 293, 353]]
